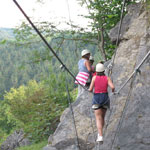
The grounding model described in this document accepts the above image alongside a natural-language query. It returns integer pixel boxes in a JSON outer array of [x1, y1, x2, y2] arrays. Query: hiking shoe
[[96, 134, 103, 142]]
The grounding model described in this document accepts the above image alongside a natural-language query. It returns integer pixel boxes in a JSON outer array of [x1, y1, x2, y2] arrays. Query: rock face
[[109, 3, 143, 43], [43, 90, 96, 150], [101, 6, 150, 150], [1, 130, 30, 150], [44, 3, 150, 150]]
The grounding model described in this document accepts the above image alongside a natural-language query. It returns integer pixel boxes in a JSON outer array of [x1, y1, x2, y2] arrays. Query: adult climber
[[88, 63, 115, 142], [75, 49, 93, 95]]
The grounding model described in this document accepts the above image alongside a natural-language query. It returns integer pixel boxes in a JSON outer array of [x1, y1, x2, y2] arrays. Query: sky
[[0, 0, 89, 29]]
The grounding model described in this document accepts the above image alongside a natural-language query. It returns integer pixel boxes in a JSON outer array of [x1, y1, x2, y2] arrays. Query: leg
[[94, 108, 107, 136]]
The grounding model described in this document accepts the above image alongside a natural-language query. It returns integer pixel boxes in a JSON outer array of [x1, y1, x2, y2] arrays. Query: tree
[[77, 0, 136, 61], [2, 76, 68, 142]]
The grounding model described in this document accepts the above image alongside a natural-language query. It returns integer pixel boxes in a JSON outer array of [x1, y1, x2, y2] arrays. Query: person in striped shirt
[[75, 49, 93, 95]]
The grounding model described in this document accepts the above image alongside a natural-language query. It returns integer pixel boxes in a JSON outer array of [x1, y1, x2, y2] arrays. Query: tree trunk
[[98, 27, 107, 61]]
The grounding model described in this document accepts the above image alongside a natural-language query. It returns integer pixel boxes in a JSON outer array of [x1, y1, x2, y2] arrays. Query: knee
[[96, 115, 103, 121]]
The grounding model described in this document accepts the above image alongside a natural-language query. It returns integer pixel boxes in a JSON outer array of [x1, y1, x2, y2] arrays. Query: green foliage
[[0, 26, 99, 99], [146, 0, 150, 25], [0, 129, 9, 145], [0, 1, 140, 144], [71, 88, 78, 102], [0, 27, 93, 144], [16, 140, 47, 150], [0, 39, 7, 44], [78, 0, 136, 60], [0, 39, 50, 99], [2, 74, 68, 142]]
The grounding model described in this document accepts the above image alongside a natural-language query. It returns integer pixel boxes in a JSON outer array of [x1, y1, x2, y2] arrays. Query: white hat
[[89, 56, 94, 61], [81, 49, 90, 56], [96, 63, 105, 72]]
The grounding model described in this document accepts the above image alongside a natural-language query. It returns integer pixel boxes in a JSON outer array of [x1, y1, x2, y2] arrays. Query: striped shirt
[[75, 72, 89, 86]]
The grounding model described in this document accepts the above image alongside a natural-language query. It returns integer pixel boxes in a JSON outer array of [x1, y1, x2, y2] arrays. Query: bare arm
[[88, 76, 96, 92], [107, 77, 115, 92], [85, 60, 92, 72]]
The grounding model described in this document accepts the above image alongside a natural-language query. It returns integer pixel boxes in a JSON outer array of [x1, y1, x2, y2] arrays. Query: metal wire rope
[[12, 0, 88, 91], [65, 0, 79, 57], [108, 0, 126, 77], [110, 50, 150, 150], [102, 1, 127, 147], [64, 70, 81, 150], [110, 72, 137, 150], [65, 0, 97, 147], [12, 1, 95, 150], [12, 1, 150, 150], [103, 51, 150, 142]]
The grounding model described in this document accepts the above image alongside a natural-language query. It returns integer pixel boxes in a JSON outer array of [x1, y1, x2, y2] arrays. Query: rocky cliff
[[1, 130, 30, 150], [44, 3, 150, 150]]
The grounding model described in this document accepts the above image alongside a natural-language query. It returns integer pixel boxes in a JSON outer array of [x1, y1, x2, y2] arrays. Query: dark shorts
[[92, 93, 110, 110]]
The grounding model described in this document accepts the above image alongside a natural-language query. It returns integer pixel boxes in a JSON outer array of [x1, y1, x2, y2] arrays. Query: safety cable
[[108, 0, 126, 76], [110, 72, 137, 150], [13, 1, 150, 150], [110, 50, 150, 150], [84, 1, 127, 149], [12, 0, 129, 100], [13, 0, 87, 91], [12, 1, 98, 149], [116, 50, 150, 94], [66, 0, 72, 25], [64, 70, 81, 150], [65, 0, 79, 58], [65, 0, 96, 144], [102, 2, 127, 147]]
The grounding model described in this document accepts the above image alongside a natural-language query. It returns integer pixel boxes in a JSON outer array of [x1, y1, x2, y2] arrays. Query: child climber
[[86, 56, 95, 86], [88, 63, 115, 142]]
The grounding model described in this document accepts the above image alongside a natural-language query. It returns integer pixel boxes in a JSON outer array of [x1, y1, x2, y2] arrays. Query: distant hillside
[[0, 28, 15, 40], [0, 30, 98, 99]]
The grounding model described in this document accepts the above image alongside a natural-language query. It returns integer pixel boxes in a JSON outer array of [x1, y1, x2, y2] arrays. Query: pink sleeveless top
[[94, 75, 108, 93]]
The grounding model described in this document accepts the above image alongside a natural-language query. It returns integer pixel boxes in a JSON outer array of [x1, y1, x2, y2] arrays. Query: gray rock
[[1, 130, 30, 150], [43, 138, 95, 150], [51, 89, 96, 145], [43, 145, 57, 150], [97, 7, 150, 150], [48, 134, 53, 144], [109, 3, 142, 43]]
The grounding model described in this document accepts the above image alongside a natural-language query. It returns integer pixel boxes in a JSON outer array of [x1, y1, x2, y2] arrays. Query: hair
[[90, 60, 94, 62], [82, 54, 90, 60], [99, 61, 104, 64], [96, 71, 105, 76]]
